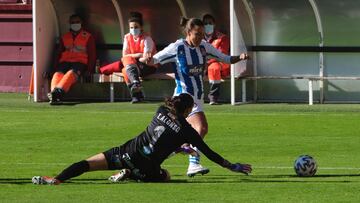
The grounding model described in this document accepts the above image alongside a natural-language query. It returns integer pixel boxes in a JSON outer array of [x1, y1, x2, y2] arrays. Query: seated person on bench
[[100, 11, 157, 103], [47, 14, 96, 105], [203, 14, 230, 105]]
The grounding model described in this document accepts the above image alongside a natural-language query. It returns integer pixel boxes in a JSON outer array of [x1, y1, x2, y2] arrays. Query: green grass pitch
[[1, 93, 360, 202]]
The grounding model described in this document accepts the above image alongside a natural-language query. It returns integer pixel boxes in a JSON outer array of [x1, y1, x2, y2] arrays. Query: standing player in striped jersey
[[140, 17, 249, 177]]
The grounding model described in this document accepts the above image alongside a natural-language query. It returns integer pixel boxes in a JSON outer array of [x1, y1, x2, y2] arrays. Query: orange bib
[[60, 31, 91, 64]]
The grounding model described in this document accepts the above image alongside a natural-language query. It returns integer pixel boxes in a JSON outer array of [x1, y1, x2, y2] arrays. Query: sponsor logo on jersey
[[188, 65, 204, 76]]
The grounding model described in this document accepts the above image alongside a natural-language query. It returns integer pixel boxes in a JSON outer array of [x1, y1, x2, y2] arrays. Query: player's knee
[[198, 125, 208, 137]]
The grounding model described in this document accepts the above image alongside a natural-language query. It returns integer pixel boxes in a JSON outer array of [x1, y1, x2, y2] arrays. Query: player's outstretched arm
[[229, 53, 250, 64], [223, 160, 252, 175], [186, 126, 252, 175]]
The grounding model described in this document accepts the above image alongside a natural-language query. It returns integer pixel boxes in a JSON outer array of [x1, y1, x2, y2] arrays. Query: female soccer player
[[140, 17, 249, 177], [32, 93, 252, 184]]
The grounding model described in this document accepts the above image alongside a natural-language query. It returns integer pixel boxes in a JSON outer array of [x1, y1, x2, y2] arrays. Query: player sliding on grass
[[139, 17, 249, 177], [32, 93, 252, 185]]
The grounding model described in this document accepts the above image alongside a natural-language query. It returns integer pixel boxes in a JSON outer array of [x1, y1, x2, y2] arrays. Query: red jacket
[[206, 31, 230, 64]]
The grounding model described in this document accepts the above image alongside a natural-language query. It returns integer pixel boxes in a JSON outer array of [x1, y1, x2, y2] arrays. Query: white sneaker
[[186, 164, 210, 177], [108, 169, 131, 183], [32, 176, 60, 185]]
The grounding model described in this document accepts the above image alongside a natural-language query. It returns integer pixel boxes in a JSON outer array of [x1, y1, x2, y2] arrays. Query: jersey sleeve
[[144, 36, 155, 53], [217, 35, 230, 55], [153, 42, 178, 65], [183, 124, 229, 168], [204, 41, 231, 64]]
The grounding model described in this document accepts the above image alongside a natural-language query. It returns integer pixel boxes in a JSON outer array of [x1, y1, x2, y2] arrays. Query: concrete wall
[[0, 4, 32, 93]]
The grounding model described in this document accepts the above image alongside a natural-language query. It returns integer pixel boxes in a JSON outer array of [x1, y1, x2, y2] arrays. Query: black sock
[[55, 160, 89, 182]]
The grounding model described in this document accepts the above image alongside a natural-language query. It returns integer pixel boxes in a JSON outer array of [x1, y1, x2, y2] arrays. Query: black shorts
[[103, 145, 168, 182], [57, 62, 87, 75]]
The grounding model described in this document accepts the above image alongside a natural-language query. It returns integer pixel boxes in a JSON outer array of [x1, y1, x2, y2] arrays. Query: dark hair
[[69, 14, 82, 21], [202, 14, 215, 23], [128, 11, 143, 26], [180, 17, 204, 34], [164, 93, 194, 115]]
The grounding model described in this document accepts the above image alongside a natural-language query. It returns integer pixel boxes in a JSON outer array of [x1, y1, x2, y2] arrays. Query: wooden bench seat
[[91, 72, 175, 102]]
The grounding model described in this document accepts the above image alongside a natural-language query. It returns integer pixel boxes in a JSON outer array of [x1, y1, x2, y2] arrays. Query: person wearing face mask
[[139, 17, 249, 177], [47, 14, 96, 105], [202, 14, 230, 105], [119, 11, 157, 103]]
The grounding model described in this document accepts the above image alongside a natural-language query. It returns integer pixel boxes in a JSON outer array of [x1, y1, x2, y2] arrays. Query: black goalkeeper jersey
[[120, 106, 227, 168]]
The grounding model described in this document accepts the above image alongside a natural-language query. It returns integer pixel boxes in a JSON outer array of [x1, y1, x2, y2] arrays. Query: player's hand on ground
[[230, 163, 252, 175]]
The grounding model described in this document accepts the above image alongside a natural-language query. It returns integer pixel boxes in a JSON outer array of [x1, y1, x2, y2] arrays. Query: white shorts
[[173, 92, 204, 117], [189, 97, 204, 117]]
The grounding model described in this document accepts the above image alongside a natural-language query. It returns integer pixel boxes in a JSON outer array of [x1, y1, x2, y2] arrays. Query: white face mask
[[130, 28, 141, 37], [70, 23, 82, 32], [204, 24, 214, 35]]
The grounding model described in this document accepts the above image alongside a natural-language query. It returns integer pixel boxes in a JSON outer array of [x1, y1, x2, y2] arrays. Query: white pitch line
[[1, 163, 360, 170], [255, 166, 360, 170], [2, 109, 359, 117]]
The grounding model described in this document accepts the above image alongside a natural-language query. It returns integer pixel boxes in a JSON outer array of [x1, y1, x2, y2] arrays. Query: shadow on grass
[[1, 173, 360, 185], [57, 100, 161, 106], [48, 102, 83, 106]]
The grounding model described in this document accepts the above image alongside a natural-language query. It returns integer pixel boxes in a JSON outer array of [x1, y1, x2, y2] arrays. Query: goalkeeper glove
[[229, 163, 252, 175]]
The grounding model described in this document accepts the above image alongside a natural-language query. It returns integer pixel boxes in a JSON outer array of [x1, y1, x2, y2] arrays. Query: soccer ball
[[294, 155, 317, 177]]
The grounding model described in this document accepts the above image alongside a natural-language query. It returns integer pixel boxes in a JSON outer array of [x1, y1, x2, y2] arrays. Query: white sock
[[189, 146, 200, 165]]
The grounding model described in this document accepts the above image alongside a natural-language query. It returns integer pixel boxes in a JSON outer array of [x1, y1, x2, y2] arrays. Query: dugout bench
[[91, 72, 175, 102]]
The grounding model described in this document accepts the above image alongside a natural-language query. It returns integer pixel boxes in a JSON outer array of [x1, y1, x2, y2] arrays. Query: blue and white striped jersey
[[153, 39, 231, 100]]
